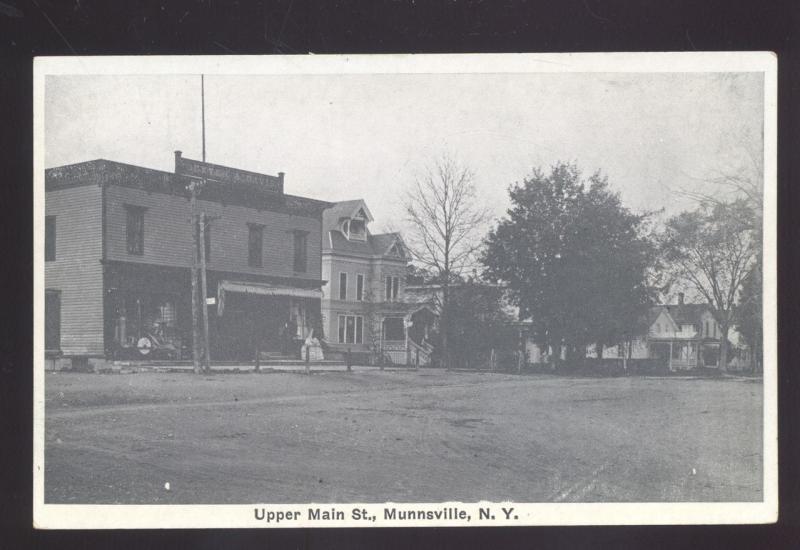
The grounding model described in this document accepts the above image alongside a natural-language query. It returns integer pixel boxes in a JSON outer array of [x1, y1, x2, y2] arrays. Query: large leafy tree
[[482, 162, 657, 361], [661, 200, 757, 371]]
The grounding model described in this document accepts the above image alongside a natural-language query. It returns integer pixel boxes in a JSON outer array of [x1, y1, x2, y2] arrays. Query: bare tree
[[661, 200, 758, 371], [403, 155, 490, 370], [676, 129, 764, 218], [674, 134, 764, 371]]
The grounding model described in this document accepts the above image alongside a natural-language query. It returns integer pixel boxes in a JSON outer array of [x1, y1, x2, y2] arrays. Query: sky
[[44, 71, 764, 234]]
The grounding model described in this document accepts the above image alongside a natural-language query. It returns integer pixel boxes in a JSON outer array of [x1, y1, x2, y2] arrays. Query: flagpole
[[201, 74, 206, 163]]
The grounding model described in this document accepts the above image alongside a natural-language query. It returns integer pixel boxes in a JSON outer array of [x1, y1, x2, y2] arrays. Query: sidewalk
[[100, 361, 421, 374]]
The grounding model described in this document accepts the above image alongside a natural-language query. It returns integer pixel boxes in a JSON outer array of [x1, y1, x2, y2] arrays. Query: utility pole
[[187, 74, 211, 374], [189, 180, 201, 374], [199, 212, 211, 372], [198, 73, 212, 372]]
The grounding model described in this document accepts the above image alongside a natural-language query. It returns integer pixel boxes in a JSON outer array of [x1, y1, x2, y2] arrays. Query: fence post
[[415, 348, 419, 371], [254, 341, 260, 373], [305, 344, 310, 375], [347, 347, 352, 372]]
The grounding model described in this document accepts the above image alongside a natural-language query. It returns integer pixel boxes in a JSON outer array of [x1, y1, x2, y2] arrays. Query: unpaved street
[[44, 370, 763, 504]]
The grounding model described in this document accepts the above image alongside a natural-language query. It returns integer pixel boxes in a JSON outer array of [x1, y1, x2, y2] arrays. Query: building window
[[705, 321, 710, 337], [293, 231, 308, 273], [45, 216, 56, 261], [385, 275, 399, 301], [356, 274, 364, 301], [339, 272, 347, 301], [655, 323, 660, 333], [45, 289, 61, 352], [383, 317, 405, 341], [349, 218, 366, 240], [125, 205, 145, 255], [248, 224, 263, 267], [338, 314, 363, 344]]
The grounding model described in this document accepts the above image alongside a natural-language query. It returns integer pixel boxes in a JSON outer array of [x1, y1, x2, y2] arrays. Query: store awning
[[217, 280, 322, 315], [219, 280, 322, 299]]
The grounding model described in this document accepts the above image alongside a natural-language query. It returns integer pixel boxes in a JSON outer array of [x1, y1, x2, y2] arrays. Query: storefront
[[103, 262, 324, 361], [214, 279, 323, 360], [104, 262, 192, 359]]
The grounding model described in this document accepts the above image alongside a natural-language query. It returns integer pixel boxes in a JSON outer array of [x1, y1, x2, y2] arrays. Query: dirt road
[[44, 370, 763, 504]]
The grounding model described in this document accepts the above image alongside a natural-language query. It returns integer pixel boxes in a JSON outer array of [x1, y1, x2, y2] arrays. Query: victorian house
[[320, 200, 434, 365]]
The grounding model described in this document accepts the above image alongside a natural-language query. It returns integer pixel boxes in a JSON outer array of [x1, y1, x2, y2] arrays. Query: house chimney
[[277, 171, 285, 193], [174, 150, 182, 171], [677, 292, 684, 305]]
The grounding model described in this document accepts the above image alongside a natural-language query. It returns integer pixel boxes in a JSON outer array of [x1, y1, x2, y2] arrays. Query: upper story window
[[385, 275, 399, 301], [342, 215, 367, 241], [45, 216, 56, 261], [655, 323, 661, 333], [349, 218, 366, 240], [248, 224, 263, 267], [356, 274, 364, 301], [339, 272, 347, 300], [293, 230, 308, 273], [125, 205, 145, 256]]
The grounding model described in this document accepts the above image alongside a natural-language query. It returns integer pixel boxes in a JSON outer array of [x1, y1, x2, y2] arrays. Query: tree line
[[403, 156, 762, 372]]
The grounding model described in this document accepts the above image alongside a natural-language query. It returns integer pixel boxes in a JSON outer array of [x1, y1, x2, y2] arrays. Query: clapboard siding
[[105, 185, 322, 281], [44, 185, 104, 355]]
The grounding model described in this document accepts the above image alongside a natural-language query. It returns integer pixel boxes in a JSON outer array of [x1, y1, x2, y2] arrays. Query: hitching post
[[346, 347, 352, 372]]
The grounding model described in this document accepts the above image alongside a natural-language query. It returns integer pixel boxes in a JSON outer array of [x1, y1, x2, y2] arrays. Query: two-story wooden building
[[640, 295, 724, 370], [320, 200, 433, 364], [44, 152, 331, 367], [579, 294, 726, 370]]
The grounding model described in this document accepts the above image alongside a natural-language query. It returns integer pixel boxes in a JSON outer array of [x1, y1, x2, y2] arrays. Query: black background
[[1, 0, 798, 548]]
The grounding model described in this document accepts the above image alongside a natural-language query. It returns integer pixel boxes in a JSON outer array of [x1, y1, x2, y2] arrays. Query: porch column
[[404, 316, 409, 365], [379, 317, 384, 369], [668, 340, 673, 371]]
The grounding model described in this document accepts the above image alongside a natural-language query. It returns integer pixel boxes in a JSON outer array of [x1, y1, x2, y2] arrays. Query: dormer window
[[349, 218, 366, 240], [341, 216, 367, 241]]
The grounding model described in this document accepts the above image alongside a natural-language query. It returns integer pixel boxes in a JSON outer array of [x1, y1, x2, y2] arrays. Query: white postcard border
[[33, 52, 778, 529]]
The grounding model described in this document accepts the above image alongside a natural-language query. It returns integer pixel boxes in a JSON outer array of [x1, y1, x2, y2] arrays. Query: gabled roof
[[662, 303, 716, 326], [325, 230, 407, 259], [322, 199, 374, 233], [646, 306, 667, 328], [371, 233, 405, 257], [322, 200, 406, 259]]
